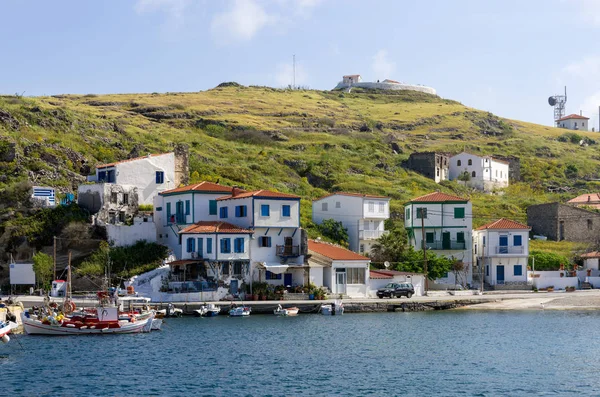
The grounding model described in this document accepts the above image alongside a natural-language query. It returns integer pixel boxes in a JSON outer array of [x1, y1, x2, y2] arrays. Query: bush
[[529, 250, 570, 271], [316, 219, 349, 246]]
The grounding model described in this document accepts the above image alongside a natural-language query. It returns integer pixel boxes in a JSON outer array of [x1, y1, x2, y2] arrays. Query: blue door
[[499, 236, 508, 254], [496, 265, 505, 285], [230, 279, 238, 295], [284, 273, 293, 287]]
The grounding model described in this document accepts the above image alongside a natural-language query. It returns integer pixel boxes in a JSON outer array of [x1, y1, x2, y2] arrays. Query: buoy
[[1, 335, 10, 343]]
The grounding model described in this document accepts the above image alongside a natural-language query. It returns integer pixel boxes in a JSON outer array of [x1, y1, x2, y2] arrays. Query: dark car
[[376, 283, 414, 299]]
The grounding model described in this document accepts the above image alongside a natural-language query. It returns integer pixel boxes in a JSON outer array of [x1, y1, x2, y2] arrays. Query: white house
[[404, 192, 473, 287], [307, 239, 370, 298], [312, 192, 390, 255], [473, 218, 530, 288], [448, 152, 509, 192], [31, 186, 56, 207], [557, 114, 589, 131]]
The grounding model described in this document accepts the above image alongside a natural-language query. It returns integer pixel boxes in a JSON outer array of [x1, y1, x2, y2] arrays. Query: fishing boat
[[118, 296, 162, 331], [0, 320, 18, 343], [273, 304, 299, 316], [228, 305, 251, 317], [321, 300, 344, 316], [194, 303, 221, 317]]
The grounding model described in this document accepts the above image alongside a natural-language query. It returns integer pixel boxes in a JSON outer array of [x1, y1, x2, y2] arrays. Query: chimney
[[232, 186, 241, 197], [588, 195, 591, 202], [580, 110, 583, 116]]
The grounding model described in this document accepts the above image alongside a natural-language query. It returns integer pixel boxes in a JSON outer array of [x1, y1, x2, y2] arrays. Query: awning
[[258, 263, 289, 274]]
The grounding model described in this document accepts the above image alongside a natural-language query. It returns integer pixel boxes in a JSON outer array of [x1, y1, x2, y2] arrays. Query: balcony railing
[[276, 245, 300, 257], [359, 230, 387, 240], [494, 246, 525, 254], [425, 240, 466, 250]]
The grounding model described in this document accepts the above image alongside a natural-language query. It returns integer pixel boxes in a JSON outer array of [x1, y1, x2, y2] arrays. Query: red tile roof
[[96, 152, 172, 169], [160, 181, 234, 195], [314, 192, 390, 201], [370, 269, 425, 279], [476, 218, 530, 230], [167, 260, 201, 267], [408, 191, 468, 203], [567, 193, 600, 204], [217, 189, 300, 201], [370, 270, 393, 279], [557, 114, 589, 121], [179, 221, 253, 234], [308, 240, 369, 261], [581, 251, 600, 259]]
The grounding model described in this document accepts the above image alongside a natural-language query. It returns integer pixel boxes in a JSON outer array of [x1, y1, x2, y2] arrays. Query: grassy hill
[[2, 84, 600, 258]]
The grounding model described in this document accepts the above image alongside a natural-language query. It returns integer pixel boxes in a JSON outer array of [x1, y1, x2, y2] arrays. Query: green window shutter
[[454, 207, 465, 219], [209, 200, 217, 215], [425, 232, 434, 243], [457, 232, 465, 242], [405, 208, 410, 220]]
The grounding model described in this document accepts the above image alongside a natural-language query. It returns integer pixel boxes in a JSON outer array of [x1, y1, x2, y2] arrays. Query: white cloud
[[563, 56, 600, 79], [275, 61, 308, 88], [574, 0, 600, 26], [371, 49, 396, 79], [211, 0, 274, 44]]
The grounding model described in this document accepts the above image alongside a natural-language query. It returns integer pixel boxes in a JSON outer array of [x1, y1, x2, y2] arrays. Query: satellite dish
[[548, 96, 557, 106], [384, 261, 390, 269]]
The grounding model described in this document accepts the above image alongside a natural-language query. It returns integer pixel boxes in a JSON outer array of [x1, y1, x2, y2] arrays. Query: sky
[[1, 0, 600, 127]]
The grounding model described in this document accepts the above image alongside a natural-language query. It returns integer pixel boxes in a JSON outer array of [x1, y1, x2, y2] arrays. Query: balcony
[[494, 246, 525, 254], [359, 230, 387, 240], [425, 240, 466, 250], [276, 245, 300, 257]]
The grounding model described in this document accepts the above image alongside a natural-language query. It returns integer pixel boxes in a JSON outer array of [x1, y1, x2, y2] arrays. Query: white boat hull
[[21, 313, 152, 335], [151, 318, 163, 331], [229, 307, 251, 317]]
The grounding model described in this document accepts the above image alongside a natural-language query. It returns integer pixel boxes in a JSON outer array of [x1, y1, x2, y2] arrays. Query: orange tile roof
[[476, 218, 530, 230], [557, 114, 589, 121], [179, 221, 253, 234], [160, 181, 234, 195], [567, 193, 600, 204], [96, 152, 172, 169], [408, 191, 468, 203], [217, 189, 300, 201], [314, 192, 390, 201], [370, 270, 393, 279], [370, 269, 424, 279], [581, 251, 600, 258], [308, 240, 369, 261]]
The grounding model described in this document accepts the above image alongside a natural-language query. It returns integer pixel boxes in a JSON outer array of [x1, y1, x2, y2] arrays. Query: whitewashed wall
[[106, 222, 157, 247], [114, 153, 177, 204]]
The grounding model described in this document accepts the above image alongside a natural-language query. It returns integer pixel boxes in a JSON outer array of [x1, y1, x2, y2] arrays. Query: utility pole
[[293, 54, 296, 90], [420, 209, 428, 293], [53, 236, 57, 281]]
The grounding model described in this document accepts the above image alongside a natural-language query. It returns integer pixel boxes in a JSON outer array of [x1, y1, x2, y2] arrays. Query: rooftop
[[557, 114, 590, 121], [308, 239, 369, 261], [370, 269, 424, 279], [217, 189, 300, 201], [476, 218, 530, 230], [581, 251, 600, 259], [407, 191, 468, 203], [567, 193, 600, 204], [179, 221, 253, 234], [96, 152, 172, 169], [160, 181, 234, 195], [314, 192, 390, 201]]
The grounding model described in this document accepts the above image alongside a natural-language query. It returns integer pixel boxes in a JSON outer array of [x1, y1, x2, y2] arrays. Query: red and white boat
[[0, 320, 18, 343]]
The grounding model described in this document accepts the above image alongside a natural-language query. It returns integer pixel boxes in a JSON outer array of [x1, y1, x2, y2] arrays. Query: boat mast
[[67, 250, 72, 301]]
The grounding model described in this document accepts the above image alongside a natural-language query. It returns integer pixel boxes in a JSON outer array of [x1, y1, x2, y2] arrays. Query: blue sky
[[1, 0, 600, 127]]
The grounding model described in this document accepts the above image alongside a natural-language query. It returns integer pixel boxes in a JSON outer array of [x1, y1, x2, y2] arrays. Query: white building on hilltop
[[449, 152, 509, 192], [557, 114, 589, 131], [312, 192, 390, 255], [404, 191, 473, 287]]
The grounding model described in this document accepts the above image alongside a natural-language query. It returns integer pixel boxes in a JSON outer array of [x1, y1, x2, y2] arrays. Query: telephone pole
[[53, 236, 57, 281], [292, 54, 296, 90], [420, 209, 428, 293]]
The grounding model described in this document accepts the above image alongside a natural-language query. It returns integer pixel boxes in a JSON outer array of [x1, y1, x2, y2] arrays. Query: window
[[235, 205, 247, 217], [368, 202, 375, 212], [471, 171, 476, 177], [457, 160, 461, 166], [347, 268, 365, 284], [456, 232, 465, 243], [468, 159, 472, 166], [379, 202, 385, 213], [220, 238, 231, 253], [485, 158, 488, 162], [513, 235, 522, 246], [486, 265, 489, 276], [209, 200, 217, 215], [233, 262, 243, 276], [359, 244, 365, 253], [454, 207, 465, 219], [436, 168, 440, 177], [322, 202, 328, 211], [110, 192, 117, 204], [206, 238, 213, 254], [425, 232, 435, 244], [514, 265, 523, 276], [155, 171, 164, 184], [98, 171, 107, 182], [266, 271, 282, 280], [483, 236, 486, 246], [220, 207, 228, 219], [474, 244, 478, 255], [123, 193, 129, 204], [335, 201, 341, 208], [261, 204, 270, 217], [107, 170, 115, 183], [186, 238, 195, 253], [197, 238, 203, 255], [259, 236, 272, 247], [119, 211, 125, 223], [234, 238, 245, 253], [495, 170, 498, 177], [185, 200, 190, 215], [282, 205, 291, 217], [416, 208, 427, 219], [588, 219, 593, 231], [166, 203, 171, 221], [222, 263, 229, 275], [405, 208, 410, 220]]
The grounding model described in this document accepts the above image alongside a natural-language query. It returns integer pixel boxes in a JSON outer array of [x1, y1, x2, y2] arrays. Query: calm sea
[[3, 310, 600, 396]]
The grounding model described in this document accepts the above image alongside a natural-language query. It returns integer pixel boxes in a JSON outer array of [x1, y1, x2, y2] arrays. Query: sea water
[[3, 310, 600, 396]]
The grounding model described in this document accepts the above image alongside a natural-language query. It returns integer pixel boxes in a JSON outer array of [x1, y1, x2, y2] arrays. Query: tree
[[457, 170, 471, 185], [370, 227, 408, 262], [33, 252, 53, 291], [529, 250, 570, 271], [317, 219, 349, 246]]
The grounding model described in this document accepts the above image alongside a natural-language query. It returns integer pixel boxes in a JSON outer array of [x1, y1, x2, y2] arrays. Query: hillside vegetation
[[2, 85, 600, 258]]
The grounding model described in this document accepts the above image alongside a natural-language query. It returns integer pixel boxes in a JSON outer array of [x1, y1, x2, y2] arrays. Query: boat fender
[[1, 335, 9, 344]]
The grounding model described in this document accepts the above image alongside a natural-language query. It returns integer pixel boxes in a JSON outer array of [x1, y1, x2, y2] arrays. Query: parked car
[[376, 283, 414, 299]]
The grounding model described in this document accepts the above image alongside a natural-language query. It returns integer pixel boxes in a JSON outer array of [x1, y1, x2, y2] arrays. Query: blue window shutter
[[240, 238, 245, 252], [235, 206, 240, 217], [514, 235, 522, 246], [514, 265, 522, 276], [197, 238, 203, 255], [266, 271, 272, 279], [209, 200, 217, 215], [206, 238, 212, 254], [185, 200, 190, 215], [220, 207, 228, 219], [220, 239, 225, 253], [282, 205, 290, 217], [267, 237, 272, 247], [261, 205, 269, 216]]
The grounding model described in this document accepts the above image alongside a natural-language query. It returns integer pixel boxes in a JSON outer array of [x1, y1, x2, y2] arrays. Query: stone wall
[[494, 155, 521, 182], [527, 202, 600, 243], [334, 81, 437, 95], [174, 144, 189, 187], [402, 152, 449, 182]]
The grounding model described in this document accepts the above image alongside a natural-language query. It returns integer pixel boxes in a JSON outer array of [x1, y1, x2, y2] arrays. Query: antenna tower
[[548, 86, 567, 124], [293, 54, 296, 90]]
